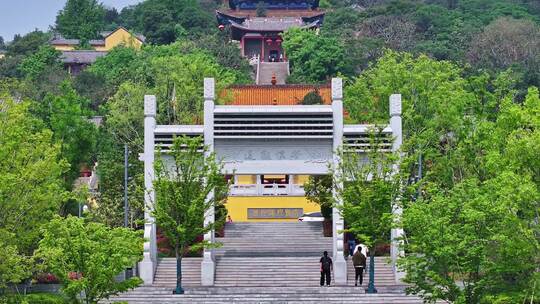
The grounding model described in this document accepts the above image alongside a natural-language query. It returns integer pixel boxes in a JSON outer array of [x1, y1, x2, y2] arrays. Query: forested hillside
[[0, 1, 539, 303]]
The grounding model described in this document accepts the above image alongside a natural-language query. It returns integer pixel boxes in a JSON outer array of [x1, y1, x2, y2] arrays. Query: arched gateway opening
[[139, 78, 404, 287]]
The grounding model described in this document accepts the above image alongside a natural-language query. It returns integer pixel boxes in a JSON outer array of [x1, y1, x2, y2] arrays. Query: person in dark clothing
[[346, 232, 356, 257], [319, 251, 333, 286], [352, 249, 367, 286]]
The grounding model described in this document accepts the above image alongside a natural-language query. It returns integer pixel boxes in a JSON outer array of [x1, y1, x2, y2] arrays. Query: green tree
[[0, 55, 25, 78], [304, 175, 332, 219], [88, 43, 244, 228], [87, 46, 139, 88], [304, 175, 333, 237], [282, 28, 351, 83], [36, 215, 143, 304], [6, 30, 50, 57], [344, 51, 474, 188], [400, 173, 539, 303], [148, 49, 238, 124], [188, 34, 251, 82], [0, 96, 67, 254], [55, 0, 106, 42], [153, 136, 229, 294], [335, 128, 398, 293], [91, 82, 147, 227], [301, 90, 324, 105], [33, 83, 98, 186], [118, 0, 214, 45], [18, 46, 61, 80], [0, 230, 29, 292]]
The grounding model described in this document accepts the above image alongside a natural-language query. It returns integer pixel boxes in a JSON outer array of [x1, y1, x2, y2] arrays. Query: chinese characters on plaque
[[247, 208, 304, 219]]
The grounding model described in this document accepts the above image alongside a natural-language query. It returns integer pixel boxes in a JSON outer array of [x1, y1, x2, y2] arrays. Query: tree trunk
[[174, 244, 184, 294]]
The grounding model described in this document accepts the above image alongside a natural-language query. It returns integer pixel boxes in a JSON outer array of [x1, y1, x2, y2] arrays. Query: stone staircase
[[215, 222, 331, 257], [153, 258, 201, 287], [257, 62, 289, 85], [104, 286, 427, 303], [105, 222, 422, 303]]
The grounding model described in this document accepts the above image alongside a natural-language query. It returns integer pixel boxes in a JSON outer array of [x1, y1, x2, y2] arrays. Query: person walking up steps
[[320, 251, 333, 286], [352, 248, 367, 286]]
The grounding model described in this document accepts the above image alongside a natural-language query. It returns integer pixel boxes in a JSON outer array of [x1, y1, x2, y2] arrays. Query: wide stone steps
[[154, 258, 201, 287], [112, 221, 414, 303], [154, 257, 396, 287], [216, 222, 333, 257], [103, 287, 426, 304], [257, 62, 289, 85]]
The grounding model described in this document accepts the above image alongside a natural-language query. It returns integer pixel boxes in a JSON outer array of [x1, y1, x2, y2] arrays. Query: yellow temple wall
[[101, 28, 143, 51], [237, 175, 256, 184], [294, 175, 310, 185], [225, 196, 320, 222], [53, 45, 76, 51]]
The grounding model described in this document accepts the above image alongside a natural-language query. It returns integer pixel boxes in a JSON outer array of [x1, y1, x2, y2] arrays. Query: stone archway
[[138, 78, 404, 286]]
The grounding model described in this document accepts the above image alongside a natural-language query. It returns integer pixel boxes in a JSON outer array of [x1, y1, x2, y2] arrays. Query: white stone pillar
[[140, 95, 157, 285], [389, 94, 406, 283], [201, 78, 216, 286], [331, 78, 347, 285], [256, 175, 262, 195]]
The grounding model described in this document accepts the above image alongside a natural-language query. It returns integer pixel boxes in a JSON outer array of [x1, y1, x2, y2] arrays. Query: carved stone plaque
[[248, 208, 304, 219]]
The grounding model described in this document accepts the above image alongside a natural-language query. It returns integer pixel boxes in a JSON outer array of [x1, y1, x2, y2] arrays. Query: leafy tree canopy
[[282, 28, 351, 83], [5, 30, 50, 57], [55, 0, 106, 42], [153, 136, 229, 292], [36, 215, 143, 304], [31, 82, 98, 186], [18, 46, 61, 80], [118, 0, 215, 45], [0, 95, 67, 255]]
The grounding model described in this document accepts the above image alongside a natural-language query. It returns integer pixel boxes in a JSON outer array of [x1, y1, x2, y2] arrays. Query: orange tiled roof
[[221, 84, 331, 105]]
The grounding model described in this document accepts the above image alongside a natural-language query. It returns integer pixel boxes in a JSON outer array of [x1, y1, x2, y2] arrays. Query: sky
[[0, 0, 142, 42]]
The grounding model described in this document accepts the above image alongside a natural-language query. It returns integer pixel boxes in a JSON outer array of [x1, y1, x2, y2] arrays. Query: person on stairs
[[320, 251, 333, 286], [352, 248, 367, 286]]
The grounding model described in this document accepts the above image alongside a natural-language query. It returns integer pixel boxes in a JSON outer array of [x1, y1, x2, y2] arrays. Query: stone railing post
[[201, 78, 216, 286], [139, 95, 157, 285], [331, 78, 347, 285], [390, 94, 406, 283]]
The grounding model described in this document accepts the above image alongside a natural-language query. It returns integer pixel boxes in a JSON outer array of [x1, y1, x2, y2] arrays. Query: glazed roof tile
[[221, 84, 331, 105]]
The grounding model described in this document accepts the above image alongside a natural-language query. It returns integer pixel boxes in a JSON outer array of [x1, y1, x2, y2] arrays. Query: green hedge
[[1, 293, 68, 304]]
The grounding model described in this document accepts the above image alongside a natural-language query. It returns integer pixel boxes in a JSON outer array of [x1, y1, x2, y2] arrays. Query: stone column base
[[201, 259, 215, 286], [333, 258, 347, 285], [395, 269, 406, 283], [139, 260, 154, 285]]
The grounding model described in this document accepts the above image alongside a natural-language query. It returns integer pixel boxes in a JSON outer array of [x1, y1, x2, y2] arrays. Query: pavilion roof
[[60, 50, 108, 64], [231, 17, 306, 31], [218, 9, 325, 18], [217, 10, 324, 32], [221, 84, 332, 105]]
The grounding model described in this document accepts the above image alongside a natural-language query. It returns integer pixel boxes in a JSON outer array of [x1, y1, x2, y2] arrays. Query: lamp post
[[366, 252, 378, 294], [124, 144, 129, 228], [124, 144, 133, 279]]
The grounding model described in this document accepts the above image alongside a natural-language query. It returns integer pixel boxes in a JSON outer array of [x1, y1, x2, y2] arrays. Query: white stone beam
[[331, 78, 347, 285], [201, 78, 216, 286], [389, 94, 406, 283], [140, 95, 157, 285]]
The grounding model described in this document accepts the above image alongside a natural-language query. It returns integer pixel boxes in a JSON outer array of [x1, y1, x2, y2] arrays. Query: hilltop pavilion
[[216, 0, 325, 61]]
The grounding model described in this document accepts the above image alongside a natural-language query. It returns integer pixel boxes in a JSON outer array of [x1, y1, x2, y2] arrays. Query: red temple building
[[217, 0, 325, 63]]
